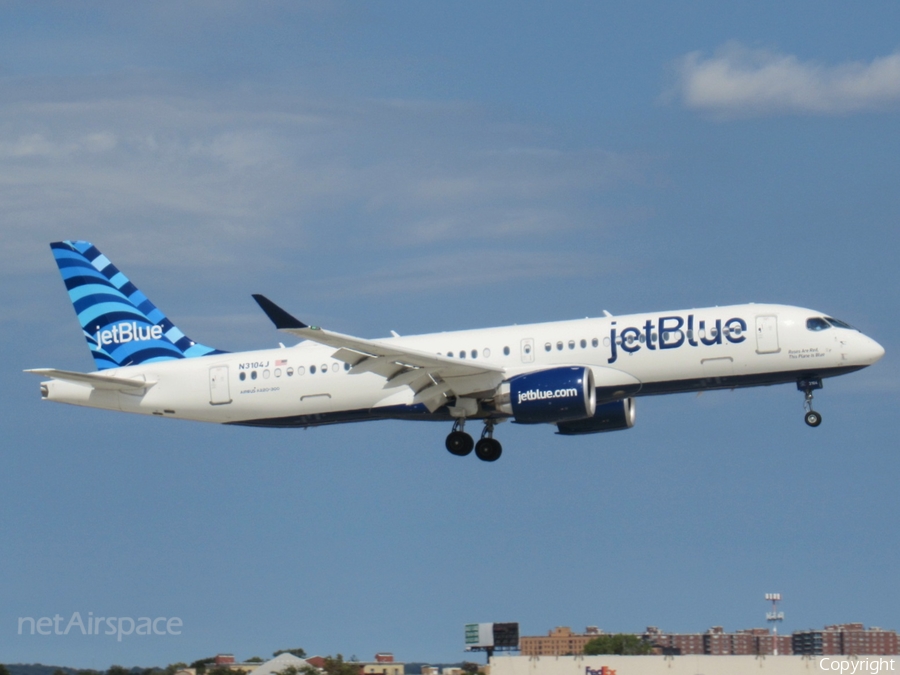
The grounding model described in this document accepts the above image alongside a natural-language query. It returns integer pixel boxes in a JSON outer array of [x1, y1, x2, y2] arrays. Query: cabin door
[[755, 315, 780, 354], [209, 366, 232, 405]]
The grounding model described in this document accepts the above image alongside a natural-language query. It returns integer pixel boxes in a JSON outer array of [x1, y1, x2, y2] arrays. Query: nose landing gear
[[798, 378, 823, 427]]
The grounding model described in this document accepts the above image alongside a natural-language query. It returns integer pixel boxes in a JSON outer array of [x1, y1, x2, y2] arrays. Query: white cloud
[[671, 43, 900, 116], [0, 131, 118, 158], [0, 76, 652, 313]]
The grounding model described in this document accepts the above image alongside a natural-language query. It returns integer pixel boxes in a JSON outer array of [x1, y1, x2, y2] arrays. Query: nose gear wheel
[[798, 378, 823, 427]]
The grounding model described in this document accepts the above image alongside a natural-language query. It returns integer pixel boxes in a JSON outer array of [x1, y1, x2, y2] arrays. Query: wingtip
[[252, 294, 308, 330]]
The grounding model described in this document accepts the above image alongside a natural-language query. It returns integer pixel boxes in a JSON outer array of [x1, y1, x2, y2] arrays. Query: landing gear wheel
[[446, 430, 474, 456], [475, 437, 502, 462], [798, 378, 824, 429]]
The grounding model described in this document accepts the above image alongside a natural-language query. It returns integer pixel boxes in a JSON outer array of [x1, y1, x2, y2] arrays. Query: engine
[[495, 366, 596, 424], [556, 398, 636, 435]]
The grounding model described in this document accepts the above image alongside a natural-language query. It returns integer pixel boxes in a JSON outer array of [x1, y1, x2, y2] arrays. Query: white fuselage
[[39, 304, 884, 428]]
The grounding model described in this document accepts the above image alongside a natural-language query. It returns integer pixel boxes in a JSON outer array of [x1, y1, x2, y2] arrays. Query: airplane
[[27, 240, 885, 462]]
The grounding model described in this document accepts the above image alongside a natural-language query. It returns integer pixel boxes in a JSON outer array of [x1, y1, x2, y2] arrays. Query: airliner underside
[[28, 241, 885, 462]]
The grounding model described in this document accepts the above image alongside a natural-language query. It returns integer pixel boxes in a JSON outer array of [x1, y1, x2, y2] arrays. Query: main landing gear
[[445, 419, 474, 456], [798, 378, 823, 427], [445, 419, 502, 462], [475, 420, 502, 462]]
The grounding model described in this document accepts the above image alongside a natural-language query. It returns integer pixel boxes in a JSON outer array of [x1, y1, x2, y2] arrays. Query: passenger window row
[[545, 338, 601, 352], [442, 346, 512, 358], [239, 362, 352, 381], [439, 336, 607, 358]]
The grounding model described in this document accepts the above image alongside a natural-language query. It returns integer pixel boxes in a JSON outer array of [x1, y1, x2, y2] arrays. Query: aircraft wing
[[25, 368, 156, 391], [252, 294, 505, 411]]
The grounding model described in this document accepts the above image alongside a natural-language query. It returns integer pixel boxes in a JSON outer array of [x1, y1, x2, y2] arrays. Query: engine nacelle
[[496, 366, 596, 424], [556, 398, 636, 435]]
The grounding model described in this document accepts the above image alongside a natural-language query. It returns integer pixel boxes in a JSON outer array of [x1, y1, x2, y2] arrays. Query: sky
[[2, 1, 899, 669]]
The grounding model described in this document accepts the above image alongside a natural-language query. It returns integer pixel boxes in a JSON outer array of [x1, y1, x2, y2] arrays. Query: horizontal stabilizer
[[25, 368, 155, 391]]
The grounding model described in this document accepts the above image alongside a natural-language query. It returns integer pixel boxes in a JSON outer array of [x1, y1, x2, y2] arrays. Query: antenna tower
[[765, 593, 785, 655]]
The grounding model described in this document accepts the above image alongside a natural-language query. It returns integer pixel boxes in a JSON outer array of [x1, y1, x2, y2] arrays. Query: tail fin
[[50, 240, 224, 371]]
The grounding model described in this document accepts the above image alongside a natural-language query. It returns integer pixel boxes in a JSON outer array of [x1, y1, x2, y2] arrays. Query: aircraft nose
[[860, 334, 885, 365]]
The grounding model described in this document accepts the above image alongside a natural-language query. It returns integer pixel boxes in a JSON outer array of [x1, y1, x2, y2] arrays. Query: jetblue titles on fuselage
[[607, 314, 747, 363]]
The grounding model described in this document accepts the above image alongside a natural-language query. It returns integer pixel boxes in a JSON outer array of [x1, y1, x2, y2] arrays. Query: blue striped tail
[[50, 240, 225, 370]]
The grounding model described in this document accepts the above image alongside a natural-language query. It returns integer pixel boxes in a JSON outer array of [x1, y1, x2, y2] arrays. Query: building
[[750, 631, 793, 656], [208, 654, 261, 672], [522, 624, 845, 657], [643, 626, 704, 655], [173, 654, 259, 675], [519, 626, 603, 656], [490, 654, 900, 675], [358, 653, 404, 675], [173, 653, 314, 675], [422, 666, 490, 675], [646, 625, 790, 656], [792, 624, 899, 655], [422, 668, 463, 675], [706, 627, 790, 656], [520, 626, 784, 657]]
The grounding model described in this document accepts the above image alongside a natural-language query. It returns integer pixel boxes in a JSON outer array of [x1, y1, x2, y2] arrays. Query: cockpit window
[[806, 317, 831, 331], [825, 317, 856, 330]]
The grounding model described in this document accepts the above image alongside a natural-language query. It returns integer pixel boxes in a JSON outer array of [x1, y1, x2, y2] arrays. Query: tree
[[190, 659, 216, 675], [273, 649, 307, 659], [245, 658, 264, 664], [275, 667, 312, 675], [0, 664, 10, 675], [460, 663, 484, 675], [583, 634, 653, 656], [320, 655, 360, 675], [276, 666, 324, 675], [163, 664, 189, 675], [107, 666, 131, 675]]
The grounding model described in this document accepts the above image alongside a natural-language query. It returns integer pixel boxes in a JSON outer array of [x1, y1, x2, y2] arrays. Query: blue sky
[[2, 1, 899, 669]]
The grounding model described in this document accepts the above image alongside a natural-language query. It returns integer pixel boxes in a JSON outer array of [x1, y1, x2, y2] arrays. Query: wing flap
[[331, 347, 369, 366], [349, 357, 406, 379], [383, 368, 430, 389], [412, 382, 451, 411], [442, 371, 505, 396]]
